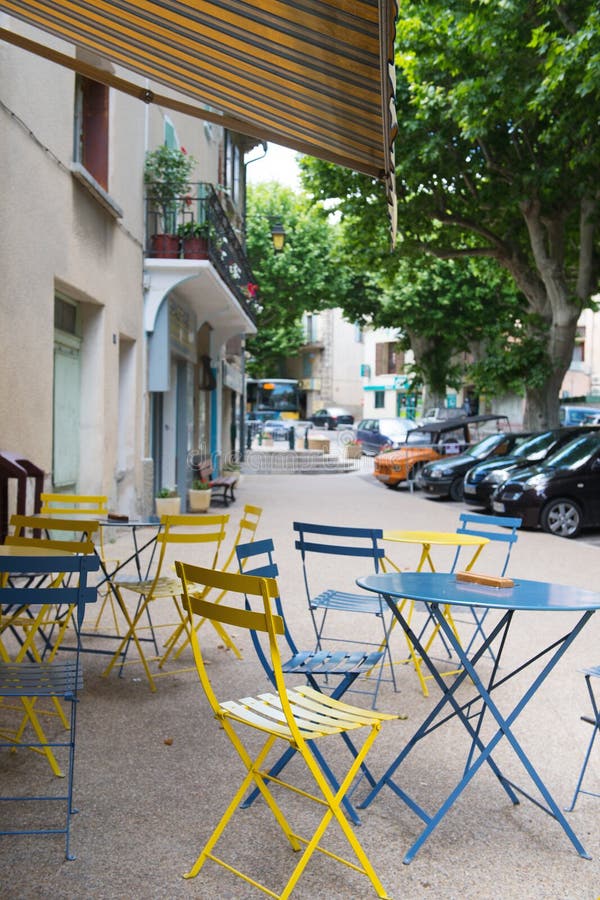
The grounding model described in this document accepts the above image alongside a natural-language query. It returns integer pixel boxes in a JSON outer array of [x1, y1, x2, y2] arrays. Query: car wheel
[[406, 462, 423, 489], [450, 477, 464, 502], [540, 498, 583, 538]]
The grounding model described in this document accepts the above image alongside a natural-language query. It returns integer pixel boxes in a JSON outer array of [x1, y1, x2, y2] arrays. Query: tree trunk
[[502, 199, 584, 429]]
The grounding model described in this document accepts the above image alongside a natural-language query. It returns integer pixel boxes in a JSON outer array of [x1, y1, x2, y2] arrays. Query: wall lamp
[[270, 219, 286, 253]]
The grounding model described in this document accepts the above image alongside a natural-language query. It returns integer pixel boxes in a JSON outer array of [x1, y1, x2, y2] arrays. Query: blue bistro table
[[355, 571, 600, 864]]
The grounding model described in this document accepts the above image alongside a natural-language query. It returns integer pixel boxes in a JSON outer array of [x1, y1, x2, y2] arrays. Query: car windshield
[[510, 430, 557, 460], [379, 419, 412, 437], [462, 433, 505, 460], [542, 433, 600, 470]]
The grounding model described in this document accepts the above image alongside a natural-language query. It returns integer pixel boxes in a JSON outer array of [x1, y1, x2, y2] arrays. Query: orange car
[[373, 414, 510, 489]]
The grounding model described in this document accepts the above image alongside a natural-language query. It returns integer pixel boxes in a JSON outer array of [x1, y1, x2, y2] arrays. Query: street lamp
[[270, 219, 286, 252]]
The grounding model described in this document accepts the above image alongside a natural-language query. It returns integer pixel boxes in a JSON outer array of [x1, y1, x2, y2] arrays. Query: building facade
[[0, 17, 257, 516]]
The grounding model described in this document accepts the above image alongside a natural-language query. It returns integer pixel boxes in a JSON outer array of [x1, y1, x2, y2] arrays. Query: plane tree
[[300, 0, 600, 428]]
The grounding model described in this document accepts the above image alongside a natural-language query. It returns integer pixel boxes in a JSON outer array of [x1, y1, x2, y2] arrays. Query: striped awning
[[0, 1, 398, 239]]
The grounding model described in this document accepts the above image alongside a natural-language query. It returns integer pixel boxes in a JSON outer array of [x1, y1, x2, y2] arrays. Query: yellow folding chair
[[102, 514, 228, 691], [175, 562, 399, 899], [40, 493, 121, 633], [162, 503, 262, 664]]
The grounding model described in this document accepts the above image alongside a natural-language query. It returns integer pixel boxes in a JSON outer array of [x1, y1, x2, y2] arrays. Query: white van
[[559, 405, 600, 426]]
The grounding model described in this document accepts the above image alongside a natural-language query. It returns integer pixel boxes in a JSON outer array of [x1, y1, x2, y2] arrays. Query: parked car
[[308, 407, 355, 430], [373, 414, 509, 490], [419, 405, 469, 424], [491, 430, 600, 537], [463, 427, 595, 508], [355, 417, 417, 456], [420, 429, 529, 501], [559, 405, 600, 426]]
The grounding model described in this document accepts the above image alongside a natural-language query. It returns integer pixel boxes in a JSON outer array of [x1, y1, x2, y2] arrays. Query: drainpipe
[[240, 141, 268, 461]]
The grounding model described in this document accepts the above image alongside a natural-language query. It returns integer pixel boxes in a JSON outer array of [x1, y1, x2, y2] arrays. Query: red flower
[[180, 146, 187, 154], [246, 282, 258, 297]]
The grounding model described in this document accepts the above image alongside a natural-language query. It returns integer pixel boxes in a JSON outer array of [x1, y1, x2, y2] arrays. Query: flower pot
[[344, 444, 363, 459], [308, 437, 330, 453], [155, 496, 181, 517], [188, 488, 212, 512], [150, 234, 180, 259], [182, 236, 209, 259]]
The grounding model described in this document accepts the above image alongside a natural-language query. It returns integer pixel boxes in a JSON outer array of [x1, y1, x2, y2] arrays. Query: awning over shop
[[0, 1, 398, 240]]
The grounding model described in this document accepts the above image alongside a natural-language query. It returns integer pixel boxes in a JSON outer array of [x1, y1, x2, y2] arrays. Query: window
[[375, 342, 404, 375], [374, 391, 385, 409], [223, 131, 241, 204], [74, 75, 109, 188], [572, 326, 585, 363]]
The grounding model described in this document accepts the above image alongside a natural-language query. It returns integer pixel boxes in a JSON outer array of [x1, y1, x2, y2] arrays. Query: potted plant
[[155, 487, 181, 516], [188, 478, 212, 512], [144, 145, 195, 258], [343, 440, 363, 459], [177, 220, 211, 259], [222, 461, 242, 486]]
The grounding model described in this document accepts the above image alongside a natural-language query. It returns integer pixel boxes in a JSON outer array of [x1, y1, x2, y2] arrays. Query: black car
[[420, 431, 530, 501], [308, 407, 354, 430], [463, 427, 594, 508], [355, 417, 417, 456], [491, 430, 600, 537]]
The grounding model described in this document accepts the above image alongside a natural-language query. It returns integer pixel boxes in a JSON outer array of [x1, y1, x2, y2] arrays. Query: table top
[[357, 571, 600, 612], [383, 530, 489, 547]]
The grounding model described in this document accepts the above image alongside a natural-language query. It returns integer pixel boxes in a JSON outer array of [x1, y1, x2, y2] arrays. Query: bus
[[246, 378, 301, 421]]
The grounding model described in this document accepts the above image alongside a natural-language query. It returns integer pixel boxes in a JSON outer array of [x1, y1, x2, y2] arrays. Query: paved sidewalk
[[2, 464, 600, 899]]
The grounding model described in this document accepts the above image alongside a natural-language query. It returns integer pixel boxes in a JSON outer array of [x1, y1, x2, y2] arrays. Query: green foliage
[[177, 220, 210, 239], [245, 183, 350, 375], [156, 486, 178, 498], [144, 145, 196, 232], [299, 1, 600, 423]]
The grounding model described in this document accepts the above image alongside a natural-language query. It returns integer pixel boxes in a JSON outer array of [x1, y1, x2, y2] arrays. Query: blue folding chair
[[293, 522, 397, 707], [0, 552, 99, 860], [566, 665, 600, 811], [236, 537, 387, 823], [452, 513, 522, 659]]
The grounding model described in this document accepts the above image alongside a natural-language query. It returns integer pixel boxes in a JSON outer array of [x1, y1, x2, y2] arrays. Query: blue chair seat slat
[[0, 661, 82, 695], [310, 589, 384, 615], [583, 665, 600, 678]]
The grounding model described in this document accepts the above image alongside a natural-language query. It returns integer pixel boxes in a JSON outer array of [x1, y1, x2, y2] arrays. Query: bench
[[209, 476, 237, 507], [192, 460, 237, 507]]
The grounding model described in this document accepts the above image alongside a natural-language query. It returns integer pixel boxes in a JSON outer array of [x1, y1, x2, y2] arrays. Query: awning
[[0, 1, 398, 240]]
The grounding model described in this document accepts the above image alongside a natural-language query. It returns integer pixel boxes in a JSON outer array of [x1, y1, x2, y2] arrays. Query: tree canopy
[[244, 183, 344, 376], [300, 0, 600, 428]]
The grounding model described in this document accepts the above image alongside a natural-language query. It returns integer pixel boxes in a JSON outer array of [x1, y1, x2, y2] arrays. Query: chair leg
[[566, 673, 600, 811]]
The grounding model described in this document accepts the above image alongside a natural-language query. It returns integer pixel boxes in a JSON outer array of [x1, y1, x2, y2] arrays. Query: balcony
[[144, 183, 258, 339]]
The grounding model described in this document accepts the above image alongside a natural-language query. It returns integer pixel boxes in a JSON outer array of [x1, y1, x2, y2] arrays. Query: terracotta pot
[[182, 236, 209, 259], [150, 234, 180, 259]]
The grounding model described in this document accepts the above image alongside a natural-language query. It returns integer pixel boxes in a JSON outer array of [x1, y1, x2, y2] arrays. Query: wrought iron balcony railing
[[145, 182, 258, 324]]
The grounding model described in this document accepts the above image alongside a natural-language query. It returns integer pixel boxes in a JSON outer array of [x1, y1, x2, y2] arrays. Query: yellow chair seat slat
[[235, 694, 344, 737], [220, 701, 293, 737], [112, 577, 181, 596]]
